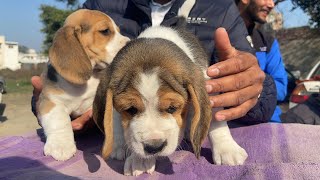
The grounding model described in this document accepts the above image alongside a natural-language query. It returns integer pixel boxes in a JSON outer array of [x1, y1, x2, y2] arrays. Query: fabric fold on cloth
[[1, 123, 320, 179]]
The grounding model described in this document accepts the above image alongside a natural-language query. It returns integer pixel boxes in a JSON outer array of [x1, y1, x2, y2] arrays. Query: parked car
[[0, 76, 6, 94], [289, 61, 320, 108], [283, 68, 299, 102], [306, 61, 320, 80]]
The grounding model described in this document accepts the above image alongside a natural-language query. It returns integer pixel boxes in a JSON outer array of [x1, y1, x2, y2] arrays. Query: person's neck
[[243, 15, 254, 30], [153, 0, 172, 5], [238, 5, 255, 35]]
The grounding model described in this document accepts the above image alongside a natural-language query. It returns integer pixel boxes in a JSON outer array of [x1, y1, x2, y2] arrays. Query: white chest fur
[[49, 75, 100, 117]]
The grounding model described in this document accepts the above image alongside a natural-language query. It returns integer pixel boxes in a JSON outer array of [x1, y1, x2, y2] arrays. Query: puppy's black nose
[[143, 139, 167, 154]]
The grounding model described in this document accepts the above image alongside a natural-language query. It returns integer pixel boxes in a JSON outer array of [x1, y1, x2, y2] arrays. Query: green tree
[[291, 0, 320, 27], [39, 0, 80, 54], [18, 45, 29, 53]]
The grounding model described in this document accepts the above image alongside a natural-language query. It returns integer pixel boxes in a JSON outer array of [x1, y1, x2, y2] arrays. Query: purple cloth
[[1, 123, 320, 179]]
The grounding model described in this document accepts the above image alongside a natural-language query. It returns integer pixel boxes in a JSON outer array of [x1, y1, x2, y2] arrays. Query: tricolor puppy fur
[[93, 22, 248, 176], [36, 9, 129, 161]]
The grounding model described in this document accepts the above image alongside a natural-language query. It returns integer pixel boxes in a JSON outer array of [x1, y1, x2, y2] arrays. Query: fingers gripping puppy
[[37, 9, 129, 161]]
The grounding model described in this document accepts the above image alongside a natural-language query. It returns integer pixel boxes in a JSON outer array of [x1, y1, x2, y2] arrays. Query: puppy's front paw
[[212, 140, 248, 166], [124, 154, 156, 176], [110, 145, 126, 160], [44, 134, 76, 161]]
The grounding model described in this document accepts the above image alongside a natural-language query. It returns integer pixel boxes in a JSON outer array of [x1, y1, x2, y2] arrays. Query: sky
[[0, 0, 311, 53], [276, 1, 310, 28], [0, 0, 85, 52]]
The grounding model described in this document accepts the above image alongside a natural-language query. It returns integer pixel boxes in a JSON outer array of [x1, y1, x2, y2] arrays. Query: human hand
[[31, 76, 93, 131], [206, 28, 265, 121]]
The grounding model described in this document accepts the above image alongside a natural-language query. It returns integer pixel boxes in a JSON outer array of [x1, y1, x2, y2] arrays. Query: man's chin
[[255, 17, 267, 24], [250, 13, 267, 25], [257, 13, 269, 24]]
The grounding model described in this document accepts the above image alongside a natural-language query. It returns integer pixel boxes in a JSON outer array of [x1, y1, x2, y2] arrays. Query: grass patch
[[6, 79, 33, 94], [1, 63, 46, 94]]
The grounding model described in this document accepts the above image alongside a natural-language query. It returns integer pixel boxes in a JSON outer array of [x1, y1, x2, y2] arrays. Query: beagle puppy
[[93, 22, 248, 175], [36, 9, 129, 161]]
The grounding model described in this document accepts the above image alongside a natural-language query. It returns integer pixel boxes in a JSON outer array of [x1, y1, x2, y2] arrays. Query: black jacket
[[82, 0, 277, 124], [282, 94, 320, 125]]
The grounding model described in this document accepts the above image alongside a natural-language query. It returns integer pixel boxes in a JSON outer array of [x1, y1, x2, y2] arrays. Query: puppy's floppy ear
[[93, 69, 114, 159], [93, 68, 110, 133], [187, 80, 212, 158], [101, 89, 114, 159], [49, 26, 92, 84], [93, 89, 114, 159]]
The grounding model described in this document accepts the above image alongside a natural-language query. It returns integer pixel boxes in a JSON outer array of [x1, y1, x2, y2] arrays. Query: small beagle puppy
[[93, 22, 248, 176], [36, 9, 129, 161]]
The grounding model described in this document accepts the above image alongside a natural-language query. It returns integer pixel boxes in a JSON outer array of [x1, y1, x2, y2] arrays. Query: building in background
[[0, 36, 21, 70], [0, 35, 48, 71], [19, 49, 48, 64]]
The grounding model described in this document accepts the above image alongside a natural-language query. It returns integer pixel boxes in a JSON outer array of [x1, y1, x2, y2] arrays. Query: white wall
[[19, 49, 48, 64], [0, 36, 47, 71], [3, 42, 21, 70], [0, 36, 5, 69]]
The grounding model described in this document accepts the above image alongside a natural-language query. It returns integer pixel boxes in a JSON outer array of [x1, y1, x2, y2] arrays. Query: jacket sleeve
[[82, 0, 111, 12], [232, 74, 277, 125], [207, 0, 255, 64], [219, 2, 277, 123], [265, 39, 288, 101], [220, 1, 255, 55], [82, 0, 102, 10]]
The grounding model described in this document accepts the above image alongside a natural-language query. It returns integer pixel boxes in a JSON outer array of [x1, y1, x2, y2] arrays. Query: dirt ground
[[0, 93, 41, 137]]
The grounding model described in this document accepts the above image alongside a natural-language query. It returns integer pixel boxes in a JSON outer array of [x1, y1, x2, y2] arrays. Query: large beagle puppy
[[36, 9, 129, 161], [93, 22, 248, 177]]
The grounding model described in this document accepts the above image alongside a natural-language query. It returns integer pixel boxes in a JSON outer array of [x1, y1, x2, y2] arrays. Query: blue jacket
[[251, 28, 287, 122], [82, 0, 277, 124]]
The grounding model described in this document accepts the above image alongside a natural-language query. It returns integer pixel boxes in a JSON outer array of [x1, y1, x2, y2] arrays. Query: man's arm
[[232, 74, 277, 125], [206, 1, 277, 123], [223, 1, 277, 123], [265, 39, 287, 101]]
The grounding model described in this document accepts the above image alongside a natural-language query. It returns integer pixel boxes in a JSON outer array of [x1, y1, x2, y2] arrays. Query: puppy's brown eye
[[166, 106, 177, 114], [99, 28, 110, 35], [125, 106, 138, 116]]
